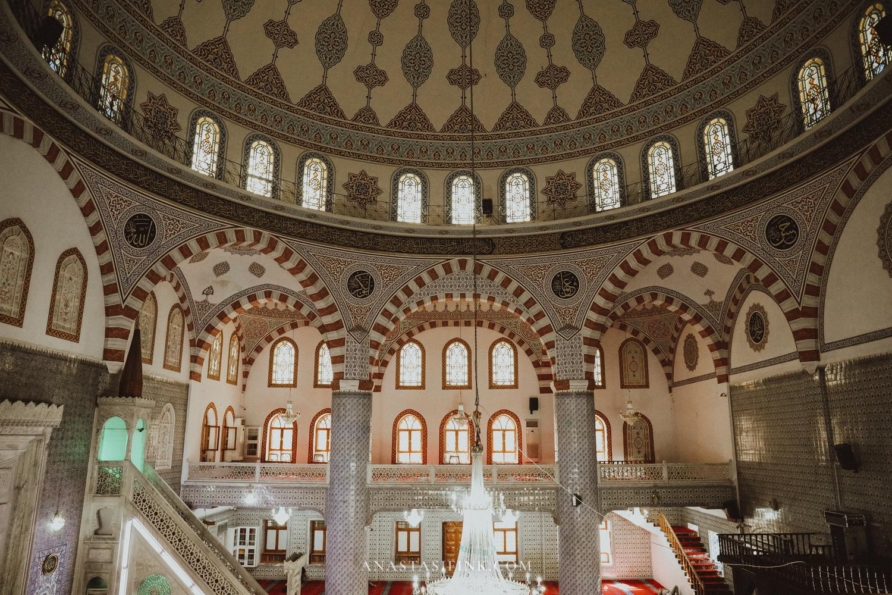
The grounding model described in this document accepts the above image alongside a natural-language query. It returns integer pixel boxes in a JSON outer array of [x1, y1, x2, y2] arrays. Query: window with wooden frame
[[395, 521, 421, 564], [397, 340, 425, 389], [600, 518, 613, 564], [200, 403, 219, 462], [309, 520, 327, 564], [261, 520, 288, 564], [314, 341, 333, 387], [489, 339, 518, 389], [207, 332, 223, 381], [443, 338, 471, 389], [227, 333, 240, 385], [488, 411, 521, 465], [309, 410, 331, 463], [393, 411, 425, 464], [268, 337, 298, 387], [593, 345, 606, 388], [230, 526, 258, 567], [222, 406, 237, 454], [594, 411, 612, 462], [262, 410, 297, 462], [493, 520, 518, 563], [440, 411, 473, 464]]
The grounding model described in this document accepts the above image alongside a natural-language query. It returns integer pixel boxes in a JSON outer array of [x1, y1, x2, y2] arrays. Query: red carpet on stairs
[[671, 527, 732, 595], [260, 579, 664, 594]]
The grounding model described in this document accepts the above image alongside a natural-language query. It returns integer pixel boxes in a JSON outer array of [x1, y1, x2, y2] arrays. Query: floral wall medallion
[[745, 302, 769, 352]]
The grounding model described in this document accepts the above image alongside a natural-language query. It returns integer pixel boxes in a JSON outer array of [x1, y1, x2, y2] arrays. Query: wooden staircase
[[671, 526, 732, 595]]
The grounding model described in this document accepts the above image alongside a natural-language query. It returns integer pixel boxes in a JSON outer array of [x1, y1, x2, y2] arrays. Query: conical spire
[[118, 323, 144, 398]]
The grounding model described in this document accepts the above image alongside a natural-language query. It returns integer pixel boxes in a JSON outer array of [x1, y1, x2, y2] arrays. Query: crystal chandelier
[[271, 506, 292, 526], [280, 399, 301, 425], [451, 401, 469, 429], [620, 398, 638, 424]]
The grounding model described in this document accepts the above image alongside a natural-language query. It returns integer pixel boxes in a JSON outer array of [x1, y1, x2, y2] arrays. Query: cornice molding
[[0, 399, 64, 428]]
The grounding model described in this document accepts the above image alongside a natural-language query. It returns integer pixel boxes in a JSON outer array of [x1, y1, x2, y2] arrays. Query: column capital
[[552, 379, 595, 393], [332, 378, 374, 392]]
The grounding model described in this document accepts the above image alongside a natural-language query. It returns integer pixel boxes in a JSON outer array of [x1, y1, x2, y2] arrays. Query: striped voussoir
[[191, 289, 320, 382], [241, 319, 314, 390], [721, 272, 762, 347], [369, 258, 557, 371], [606, 290, 729, 384], [584, 230, 802, 381], [119, 228, 345, 374], [0, 111, 120, 358], [371, 318, 554, 394]]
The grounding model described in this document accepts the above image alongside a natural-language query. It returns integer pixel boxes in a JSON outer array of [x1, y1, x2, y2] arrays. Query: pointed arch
[[268, 336, 298, 387], [587, 152, 626, 212], [139, 291, 158, 364], [392, 168, 428, 224], [206, 330, 223, 381], [623, 413, 655, 463], [0, 218, 35, 328], [242, 134, 280, 198], [308, 408, 332, 463], [642, 136, 682, 199], [594, 410, 612, 462], [792, 49, 834, 132], [314, 340, 333, 387], [443, 338, 472, 389], [392, 409, 427, 464], [226, 332, 240, 385], [42, 0, 79, 79], [163, 304, 185, 372], [619, 337, 650, 388], [94, 45, 135, 127], [396, 339, 425, 389], [221, 405, 236, 455], [499, 167, 536, 223], [188, 109, 227, 179], [439, 410, 476, 464], [261, 408, 298, 463], [489, 338, 518, 389], [200, 402, 218, 462], [445, 170, 483, 225], [297, 152, 334, 211], [487, 410, 522, 465], [697, 110, 738, 180]]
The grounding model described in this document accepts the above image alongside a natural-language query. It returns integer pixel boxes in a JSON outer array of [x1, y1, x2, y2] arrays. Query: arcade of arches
[[0, 0, 891, 594]]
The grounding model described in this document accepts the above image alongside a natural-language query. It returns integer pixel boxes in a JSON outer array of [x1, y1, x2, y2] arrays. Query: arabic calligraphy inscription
[[347, 270, 376, 299], [123, 213, 157, 249], [550, 270, 580, 299]]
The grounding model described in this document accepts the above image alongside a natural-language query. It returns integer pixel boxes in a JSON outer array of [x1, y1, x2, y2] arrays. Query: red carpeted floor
[[260, 579, 664, 594]]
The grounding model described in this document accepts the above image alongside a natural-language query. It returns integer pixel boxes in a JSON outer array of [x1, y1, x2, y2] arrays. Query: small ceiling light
[[49, 512, 65, 532]]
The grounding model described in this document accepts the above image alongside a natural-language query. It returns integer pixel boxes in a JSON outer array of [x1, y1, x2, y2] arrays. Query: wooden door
[[442, 521, 463, 576]]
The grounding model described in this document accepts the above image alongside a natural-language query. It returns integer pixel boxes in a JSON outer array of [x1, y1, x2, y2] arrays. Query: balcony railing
[[6, 0, 875, 228], [183, 460, 732, 486]]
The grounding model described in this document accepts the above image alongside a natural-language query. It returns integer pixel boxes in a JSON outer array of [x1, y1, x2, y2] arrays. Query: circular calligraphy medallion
[[764, 214, 800, 251], [123, 213, 157, 249], [683, 334, 699, 372], [42, 554, 59, 575], [346, 270, 376, 299], [550, 271, 580, 299], [745, 303, 769, 352]]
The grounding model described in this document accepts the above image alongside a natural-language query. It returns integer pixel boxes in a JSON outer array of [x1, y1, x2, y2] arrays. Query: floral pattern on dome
[[264, 19, 298, 50]]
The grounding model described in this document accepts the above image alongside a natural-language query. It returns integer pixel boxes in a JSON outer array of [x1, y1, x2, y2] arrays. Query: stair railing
[[658, 513, 706, 595]]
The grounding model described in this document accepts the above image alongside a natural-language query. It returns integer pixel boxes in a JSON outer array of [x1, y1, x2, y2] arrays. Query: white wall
[[729, 288, 802, 383]]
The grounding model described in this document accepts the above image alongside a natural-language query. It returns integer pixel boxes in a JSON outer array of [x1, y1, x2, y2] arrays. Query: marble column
[[554, 380, 601, 593], [323, 381, 372, 595]]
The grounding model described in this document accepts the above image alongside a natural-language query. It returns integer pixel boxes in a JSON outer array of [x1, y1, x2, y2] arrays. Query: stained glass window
[[227, 334, 240, 384], [47, 250, 86, 341], [396, 414, 423, 464], [593, 346, 604, 388], [647, 141, 677, 198], [98, 53, 130, 124], [266, 413, 295, 462], [43, 1, 74, 77], [301, 157, 328, 211], [443, 339, 470, 388], [703, 118, 734, 179], [397, 172, 423, 223], [0, 222, 31, 326], [504, 173, 531, 223], [246, 140, 275, 197], [860, 4, 889, 80], [207, 333, 223, 380], [139, 292, 156, 364], [491, 414, 518, 464], [191, 116, 221, 177], [450, 174, 477, 225], [398, 341, 424, 388], [798, 58, 831, 129], [163, 306, 184, 372], [312, 412, 331, 462], [315, 342, 333, 387], [595, 414, 609, 461], [443, 415, 470, 464], [592, 158, 622, 211], [269, 338, 297, 387], [490, 340, 517, 388]]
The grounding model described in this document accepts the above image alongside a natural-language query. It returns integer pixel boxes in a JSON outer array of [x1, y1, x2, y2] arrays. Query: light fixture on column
[[403, 508, 425, 528], [49, 512, 65, 531], [272, 506, 292, 526]]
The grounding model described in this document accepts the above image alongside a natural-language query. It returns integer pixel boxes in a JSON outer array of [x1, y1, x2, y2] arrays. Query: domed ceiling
[[83, 0, 834, 166]]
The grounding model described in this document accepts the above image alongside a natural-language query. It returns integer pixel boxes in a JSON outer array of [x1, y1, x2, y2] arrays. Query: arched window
[[299, 155, 330, 211], [645, 139, 679, 199], [163, 306, 184, 372], [207, 332, 223, 381], [588, 155, 623, 212], [393, 411, 426, 464], [441, 410, 473, 464], [593, 345, 605, 389], [262, 409, 297, 462], [200, 403, 218, 462], [489, 339, 518, 389], [154, 403, 175, 471], [46, 248, 87, 342], [244, 136, 277, 198], [702, 117, 735, 179], [190, 114, 224, 178], [226, 333, 240, 385], [797, 57, 831, 129], [443, 339, 471, 389], [488, 411, 521, 464], [623, 413, 655, 463], [859, 3, 889, 80], [309, 410, 332, 463], [222, 406, 237, 455], [619, 338, 649, 389], [268, 337, 297, 387], [447, 171, 481, 225], [98, 416, 128, 461], [500, 169, 534, 223], [139, 292, 157, 364], [394, 170, 426, 224], [594, 411, 612, 462], [96, 49, 131, 125], [0, 218, 35, 328], [314, 341, 333, 387], [397, 340, 425, 389], [43, 1, 76, 77]]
